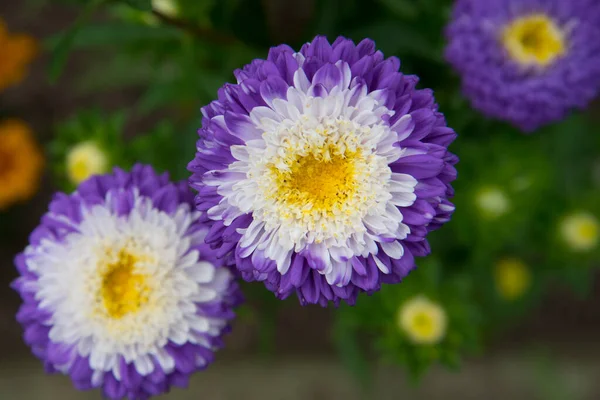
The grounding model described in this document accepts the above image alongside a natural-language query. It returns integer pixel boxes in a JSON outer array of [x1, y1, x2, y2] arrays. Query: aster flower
[[12, 164, 242, 400], [494, 258, 531, 301], [445, 0, 600, 132], [341, 258, 479, 378], [0, 119, 44, 210], [559, 211, 598, 251], [474, 185, 510, 219], [397, 295, 447, 345], [152, 0, 179, 17], [66, 141, 110, 184], [49, 110, 124, 191], [0, 18, 36, 91], [188, 35, 458, 306]]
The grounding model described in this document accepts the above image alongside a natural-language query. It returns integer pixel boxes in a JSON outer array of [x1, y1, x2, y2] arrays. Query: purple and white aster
[[12, 164, 242, 400], [188, 35, 458, 306], [445, 0, 600, 132]]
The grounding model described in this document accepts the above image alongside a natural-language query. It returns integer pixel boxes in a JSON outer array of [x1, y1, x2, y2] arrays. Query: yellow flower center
[[578, 220, 598, 241], [272, 148, 359, 215], [411, 312, 436, 337], [66, 141, 109, 185], [100, 249, 150, 319], [398, 296, 447, 345], [502, 14, 566, 67], [494, 258, 531, 301]]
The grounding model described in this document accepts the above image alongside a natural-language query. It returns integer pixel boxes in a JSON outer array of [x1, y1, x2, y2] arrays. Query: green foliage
[[13, 0, 600, 385], [118, 0, 153, 11], [337, 257, 481, 382], [48, 109, 127, 192], [48, 0, 107, 82]]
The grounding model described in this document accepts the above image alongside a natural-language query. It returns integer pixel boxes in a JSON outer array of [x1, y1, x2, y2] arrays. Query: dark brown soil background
[[1, 2, 600, 399]]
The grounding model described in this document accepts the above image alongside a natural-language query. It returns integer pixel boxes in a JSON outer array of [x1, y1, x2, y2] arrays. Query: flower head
[[152, 0, 179, 17], [188, 35, 458, 306], [559, 211, 598, 251], [12, 164, 242, 400], [66, 141, 109, 185], [0, 19, 37, 91], [494, 258, 531, 300], [445, 0, 600, 132], [397, 295, 447, 345], [0, 120, 44, 210], [474, 186, 510, 219], [49, 110, 126, 192]]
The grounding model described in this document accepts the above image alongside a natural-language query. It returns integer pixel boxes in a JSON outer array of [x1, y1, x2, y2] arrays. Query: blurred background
[[1, 0, 600, 399]]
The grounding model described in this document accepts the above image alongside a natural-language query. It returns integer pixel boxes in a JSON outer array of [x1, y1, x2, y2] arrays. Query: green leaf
[[332, 315, 373, 394], [346, 21, 442, 62], [376, 0, 419, 19], [117, 0, 153, 11], [74, 54, 158, 94], [49, 0, 105, 83], [44, 23, 181, 50]]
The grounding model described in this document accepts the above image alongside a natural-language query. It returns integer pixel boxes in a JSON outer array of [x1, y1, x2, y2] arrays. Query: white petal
[[390, 191, 417, 207], [373, 255, 390, 274], [389, 173, 418, 190], [191, 288, 218, 303], [230, 145, 250, 161], [392, 114, 414, 142], [187, 316, 210, 332], [209, 268, 233, 293], [133, 354, 154, 376], [77, 336, 93, 357], [185, 261, 215, 283], [91, 370, 104, 386], [169, 323, 190, 345], [153, 348, 175, 374], [89, 349, 109, 371], [293, 68, 311, 93], [380, 241, 404, 259]]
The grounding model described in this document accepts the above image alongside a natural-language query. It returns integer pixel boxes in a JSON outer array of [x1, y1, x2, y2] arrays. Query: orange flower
[[0, 19, 37, 91], [0, 120, 44, 209]]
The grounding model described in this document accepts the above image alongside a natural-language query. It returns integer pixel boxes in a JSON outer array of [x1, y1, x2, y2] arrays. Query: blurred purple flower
[[445, 0, 600, 132]]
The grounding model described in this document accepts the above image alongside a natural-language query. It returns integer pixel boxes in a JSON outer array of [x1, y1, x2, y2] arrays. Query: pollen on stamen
[[272, 148, 359, 215], [100, 248, 151, 319]]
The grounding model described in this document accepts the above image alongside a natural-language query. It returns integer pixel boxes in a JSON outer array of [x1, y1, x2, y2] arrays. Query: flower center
[[502, 14, 566, 67], [0, 148, 14, 176], [578, 220, 598, 241], [274, 149, 358, 215], [244, 112, 396, 247], [495, 259, 530, 300], [100, 249, 150, 319], [561, 212, 599, 251], [410, 312, 435, 337]]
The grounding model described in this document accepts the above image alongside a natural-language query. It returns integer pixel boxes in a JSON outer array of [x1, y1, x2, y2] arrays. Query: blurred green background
[[1, 0, 599, 399]]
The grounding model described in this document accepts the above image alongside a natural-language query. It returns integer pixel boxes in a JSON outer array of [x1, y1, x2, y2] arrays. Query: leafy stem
[[151, 9, 239, 45]]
